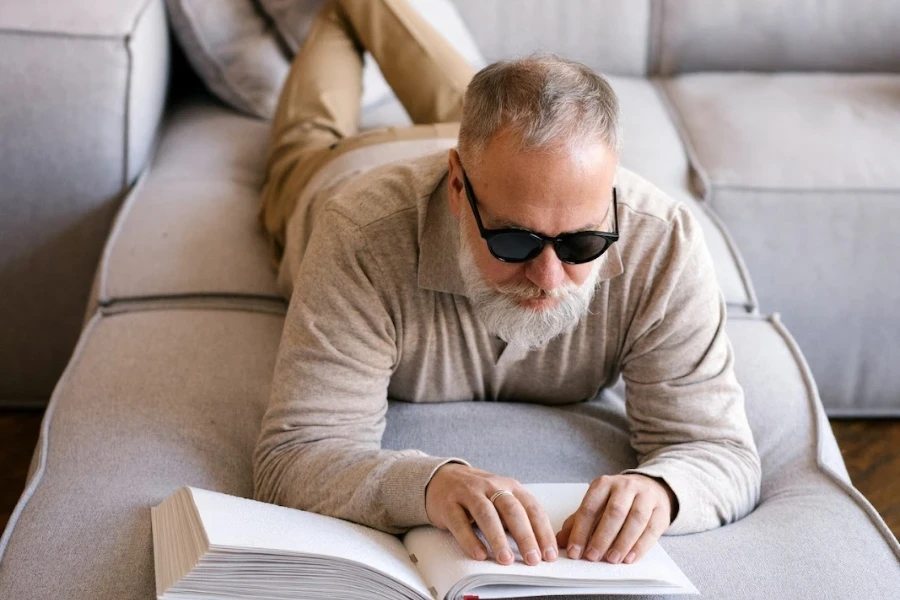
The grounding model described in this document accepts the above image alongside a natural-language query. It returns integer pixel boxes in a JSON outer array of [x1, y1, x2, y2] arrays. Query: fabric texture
[[655, 0, 900, 74], [1, 310, 896, 599], [254, 151, 761, 536], [662, 72, 900, 415], [165, 0, 289, 118], [453, 0, 652, 77], [0, 0, 169, 407]]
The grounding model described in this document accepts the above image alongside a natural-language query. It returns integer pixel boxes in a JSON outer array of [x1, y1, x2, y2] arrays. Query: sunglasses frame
[[461, 168, 619, 265]]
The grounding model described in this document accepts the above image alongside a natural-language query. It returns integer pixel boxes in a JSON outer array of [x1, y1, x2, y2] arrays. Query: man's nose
[[524, 244, 566, 292]]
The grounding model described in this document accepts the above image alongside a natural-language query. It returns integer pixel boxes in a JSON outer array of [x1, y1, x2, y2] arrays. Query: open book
[[151, 483, 697, 599]]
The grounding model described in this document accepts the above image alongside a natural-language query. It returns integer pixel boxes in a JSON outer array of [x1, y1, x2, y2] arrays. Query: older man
[[253, 0, 761, 569]]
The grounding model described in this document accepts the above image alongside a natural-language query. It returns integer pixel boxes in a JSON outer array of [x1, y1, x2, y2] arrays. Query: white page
[[403, 483, 696, 600], [186, 487, 431, 599]]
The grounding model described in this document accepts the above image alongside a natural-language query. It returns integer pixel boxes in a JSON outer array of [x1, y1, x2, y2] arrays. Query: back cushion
[[452, 0, 652, 76], [656, 0, 900, 74]]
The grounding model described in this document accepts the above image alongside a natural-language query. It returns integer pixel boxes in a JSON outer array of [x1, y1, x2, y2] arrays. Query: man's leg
[[259, 0, 364, 266], [337, 0, 475, 124], [260, 0, 477, 266]]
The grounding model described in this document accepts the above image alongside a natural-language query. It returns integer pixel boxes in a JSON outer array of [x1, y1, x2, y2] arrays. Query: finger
[[623, 510, 669, 564], [467, 496, 515, 566], [601, 494, 655, 564], [556, 513, 575, 549], [566, 481, 612, 560], [493, 493, 541, 566], [444, 503, 488, 561], [517, 490, 559, 562], [585, 487, 636, 562]]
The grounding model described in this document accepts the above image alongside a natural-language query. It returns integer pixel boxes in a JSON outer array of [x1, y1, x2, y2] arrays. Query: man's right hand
[[424, 463, 559, 566]]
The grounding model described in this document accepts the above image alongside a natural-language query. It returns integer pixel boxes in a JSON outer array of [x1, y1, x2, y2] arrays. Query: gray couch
[[0, 1, 898, 599]]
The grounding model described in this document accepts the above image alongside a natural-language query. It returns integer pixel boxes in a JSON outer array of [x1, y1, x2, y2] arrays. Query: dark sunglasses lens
[[556, 234, 610, 264], [489, 232, 543, 262]]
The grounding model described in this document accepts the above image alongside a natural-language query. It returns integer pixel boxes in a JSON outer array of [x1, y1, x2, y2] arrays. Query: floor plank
[[0, 410, 43, 533], [1, 410, 898, 541]]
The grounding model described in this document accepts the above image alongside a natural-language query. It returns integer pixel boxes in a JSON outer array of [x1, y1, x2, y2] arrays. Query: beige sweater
[[253, 151, 761, 536]]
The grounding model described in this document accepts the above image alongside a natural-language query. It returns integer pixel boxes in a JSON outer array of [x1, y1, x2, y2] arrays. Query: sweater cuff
[[382, 453, 471, 529], [621, 464, 695, 536]]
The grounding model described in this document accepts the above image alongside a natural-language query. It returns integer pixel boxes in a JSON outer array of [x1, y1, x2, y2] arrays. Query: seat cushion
[[0, 310, 896, 599], [89, 96, 284, 316], [662, 73, 900, 416]]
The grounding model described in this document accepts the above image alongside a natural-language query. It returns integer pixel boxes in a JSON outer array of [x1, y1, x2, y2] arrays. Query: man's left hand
[[556, 474, 677, 565]]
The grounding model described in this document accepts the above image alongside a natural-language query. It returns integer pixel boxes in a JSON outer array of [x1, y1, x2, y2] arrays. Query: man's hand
[[556, 474, 676, 564], [425, 464, 559, 566]]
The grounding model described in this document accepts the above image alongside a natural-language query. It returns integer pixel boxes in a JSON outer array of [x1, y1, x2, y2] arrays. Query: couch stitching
[[0, 312, 102, 563], [694, 202, 759, 314], [768, 313, 900, 559], [98, 169, 151, 303]]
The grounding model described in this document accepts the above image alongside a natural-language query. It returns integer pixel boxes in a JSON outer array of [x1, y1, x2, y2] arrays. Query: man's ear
[[447, 148, 464, 220]]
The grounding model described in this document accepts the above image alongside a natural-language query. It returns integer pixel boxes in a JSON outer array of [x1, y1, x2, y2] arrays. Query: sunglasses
[[461, 168, 619, 265]]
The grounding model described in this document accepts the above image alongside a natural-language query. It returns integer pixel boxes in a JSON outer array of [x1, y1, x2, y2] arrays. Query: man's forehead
[[471, 178, 614, 235]]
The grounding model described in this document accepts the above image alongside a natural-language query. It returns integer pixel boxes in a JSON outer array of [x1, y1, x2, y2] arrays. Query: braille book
[[151, 483, 697, 599]]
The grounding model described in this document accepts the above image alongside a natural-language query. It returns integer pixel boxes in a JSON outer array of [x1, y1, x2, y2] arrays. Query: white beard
[[457, 227, 602, 349]]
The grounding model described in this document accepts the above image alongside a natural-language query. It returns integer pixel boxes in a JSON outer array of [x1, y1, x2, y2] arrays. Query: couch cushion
[[454, 0, 652, 77], [90, 97, 283, 313], [1, 311, 896, 599], [655, 0, 900, 75], [94, 89, 756, 314], [662, 73, 900, 416]]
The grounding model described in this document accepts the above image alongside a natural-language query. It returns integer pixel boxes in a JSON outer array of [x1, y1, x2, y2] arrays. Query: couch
[[0, 1, 898, 598]]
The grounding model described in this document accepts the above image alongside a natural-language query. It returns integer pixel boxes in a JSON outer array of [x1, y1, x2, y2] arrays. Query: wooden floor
[[1, 410, 898, 540]]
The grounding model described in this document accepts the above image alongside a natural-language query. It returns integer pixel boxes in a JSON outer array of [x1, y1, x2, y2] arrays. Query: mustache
[[492, 279, 578, 301]]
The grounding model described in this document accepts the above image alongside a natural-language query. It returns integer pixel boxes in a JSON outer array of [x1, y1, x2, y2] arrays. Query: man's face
[[448, 130, 618, 346]]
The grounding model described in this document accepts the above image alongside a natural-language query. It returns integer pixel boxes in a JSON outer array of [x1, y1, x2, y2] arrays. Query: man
[[254, 0, 761, 569]]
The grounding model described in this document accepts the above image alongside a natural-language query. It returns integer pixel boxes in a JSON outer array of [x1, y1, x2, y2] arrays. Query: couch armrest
[[0, 0, 170, 405]]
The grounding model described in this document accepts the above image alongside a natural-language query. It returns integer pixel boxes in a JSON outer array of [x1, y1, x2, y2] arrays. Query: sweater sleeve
[[253, 207, 469, 534], [619, 204, 762, 535]]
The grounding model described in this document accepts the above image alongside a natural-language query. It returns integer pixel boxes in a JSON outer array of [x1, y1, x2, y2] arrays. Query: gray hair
[[457, 53, 621, 165]]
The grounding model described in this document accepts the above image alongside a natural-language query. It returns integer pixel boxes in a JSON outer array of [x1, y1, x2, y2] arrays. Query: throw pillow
[[166, 0, 289, 119]]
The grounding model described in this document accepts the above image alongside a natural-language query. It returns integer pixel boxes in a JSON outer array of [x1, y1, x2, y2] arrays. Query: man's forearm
[[253, 437, 469, 534]]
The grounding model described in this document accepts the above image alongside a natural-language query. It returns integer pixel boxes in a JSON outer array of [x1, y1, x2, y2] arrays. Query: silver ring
[[489, 490, 514, 504]]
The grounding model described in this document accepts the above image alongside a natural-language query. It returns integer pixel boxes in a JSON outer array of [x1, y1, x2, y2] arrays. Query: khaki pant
[[259, 0, 476, 267]]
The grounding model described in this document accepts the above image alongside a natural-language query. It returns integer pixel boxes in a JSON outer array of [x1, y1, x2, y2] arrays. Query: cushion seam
[[704, 183, 900, 194], [0, 28, 124, 40], [694, 202, 759, 313], [652, 78, 712, 201], [99, 168, 152, 304], [0, 312, 103, 563], [768, 313, 900, 560]]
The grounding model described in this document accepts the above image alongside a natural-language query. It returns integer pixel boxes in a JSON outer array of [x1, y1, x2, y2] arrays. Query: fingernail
[[526, 550, 541, 565], [586, 547, 600, 562], [544, 547, 558, 561], [499, 549, 513, 564], [567, 544, 582, 559], [474, 548, 486, 560], [606, 550, 621, 564], [625, 551, 636, 563]]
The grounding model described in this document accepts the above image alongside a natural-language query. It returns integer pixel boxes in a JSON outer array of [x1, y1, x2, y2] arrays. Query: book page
[[403, 483, 696, 599], [187, 487, 432, 599]]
